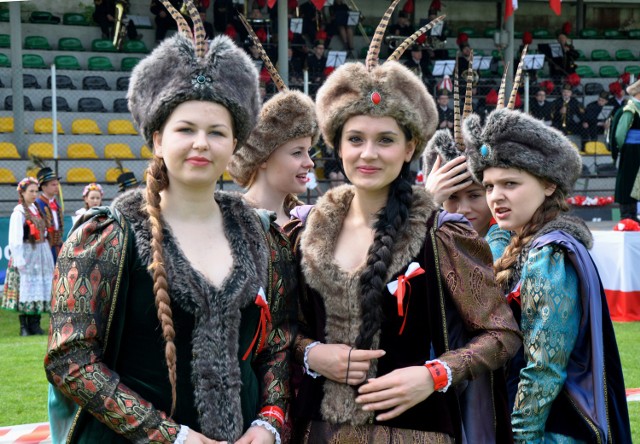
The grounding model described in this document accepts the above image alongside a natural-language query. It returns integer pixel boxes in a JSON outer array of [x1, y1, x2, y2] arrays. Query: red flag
[[310, 0, 326, 10], [267, 0, 277, 8], [550, 0, 561, 15], [402, 0, 414, 14], [504, 0, 518, 19]]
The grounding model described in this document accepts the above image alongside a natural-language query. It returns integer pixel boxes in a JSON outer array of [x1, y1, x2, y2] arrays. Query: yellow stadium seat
[[67, 143, 98, 159], [26, 167, 39, 178], [0, 167, 17, 183], [104, 143, 135, 159], [105, 167, 131, 182], [222, 170, 233, 181], [66, 167, 97, 183], [33, 118, 65, 134], [28, 142, 54, 158], [140, 145, 153, 159], [0, 142, 20, 158], [71, 119, 102, 135], [584, 141, 611, 155], [0, 116, 14, 133], [107, 119, 138, 135]]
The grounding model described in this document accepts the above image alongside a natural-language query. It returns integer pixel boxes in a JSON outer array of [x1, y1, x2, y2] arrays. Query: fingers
[[428, 154, 442, 175], [349, 349, 386, 362]]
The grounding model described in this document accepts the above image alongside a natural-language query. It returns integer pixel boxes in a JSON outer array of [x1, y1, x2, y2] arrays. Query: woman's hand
[[185, 429, 226, 444], [307, 343, 385, 385], [234, 425, 275, 444], [425, 155, 473, 205], [355, 366, 435, 421]]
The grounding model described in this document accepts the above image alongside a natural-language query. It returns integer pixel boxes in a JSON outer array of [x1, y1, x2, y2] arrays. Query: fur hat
[[315, 2, 444, 159], [627, 78, 640, 97], [127, 33, 260, 149]]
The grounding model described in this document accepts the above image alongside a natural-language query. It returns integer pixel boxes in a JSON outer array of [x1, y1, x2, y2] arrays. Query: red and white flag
[[504, 0, 518, 19], [550, 0, 562, 15]]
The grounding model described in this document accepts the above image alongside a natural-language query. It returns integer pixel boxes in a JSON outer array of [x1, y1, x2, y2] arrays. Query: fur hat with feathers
[[127, 33, 261, 149]]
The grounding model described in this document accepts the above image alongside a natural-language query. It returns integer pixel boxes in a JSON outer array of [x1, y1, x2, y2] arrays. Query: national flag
[[550, 0, 562, 15], [504, 0, 518, 19], [310, 0, 326, 9]]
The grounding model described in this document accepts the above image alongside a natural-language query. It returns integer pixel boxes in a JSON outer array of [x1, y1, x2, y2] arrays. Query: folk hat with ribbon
[[315, 0, 445, 158], [36, 167, 60, 188], [117, 171, 139, 193]]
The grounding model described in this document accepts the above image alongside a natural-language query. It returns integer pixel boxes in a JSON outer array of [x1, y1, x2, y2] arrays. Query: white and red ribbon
[[386, 262, 425, 334], [242, 287, 272, 361]]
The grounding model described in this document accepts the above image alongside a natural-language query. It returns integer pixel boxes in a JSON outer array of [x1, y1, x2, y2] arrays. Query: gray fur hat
[[127, 33, 261, 149], [465, 109, 582, 194], [627, 79, 640, 97]]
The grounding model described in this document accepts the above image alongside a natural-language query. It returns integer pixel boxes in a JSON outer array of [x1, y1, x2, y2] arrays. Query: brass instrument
[[113, 0, 127, 50]]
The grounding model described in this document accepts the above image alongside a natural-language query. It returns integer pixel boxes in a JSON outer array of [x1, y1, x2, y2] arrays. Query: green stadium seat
[[628, 29, 640, 39], [483, 27, 498, 38], [615, 49, 636, 61], [22, 54, 47, 69], [0, 34, 9, 48], [514, 31, 523, 39], [54, 55, 81, 70], [580, 28, 599, 39], [474, 49, 485, 56], [122, 40, 148, 53], [575, 65, 596, 78], [447, 48, 457, 59], [121, 57, 141, 71], [576, 49, 588, 61], [591, 49, 612, 61], [29, 11, 60, 24], [0, 53, 10, 67], [457, 27, 475, 37], [491, 49, 501, 59], [63, 13, 89, 26], [603, 29, 622, 39], [58, 37, 84, 51], [625, 65, 640, 76], [599, 65, 620, 78], [0, 10, 9, 22], [24, 35, 51, 50], [88, 56, 114, 71], [532, 28, 551, 39], [91, 38, 117, 52]]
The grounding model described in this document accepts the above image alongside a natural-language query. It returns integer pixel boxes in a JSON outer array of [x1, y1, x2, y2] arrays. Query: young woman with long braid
[[284, 3, 520, 442], [44, 2, 296, 443]]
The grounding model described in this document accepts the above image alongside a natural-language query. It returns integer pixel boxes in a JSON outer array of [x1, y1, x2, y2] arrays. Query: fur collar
[[112, 189, 269, 441]]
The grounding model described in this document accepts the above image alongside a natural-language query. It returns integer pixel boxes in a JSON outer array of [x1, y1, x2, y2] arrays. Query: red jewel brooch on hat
[[371, 91, 381, 105]]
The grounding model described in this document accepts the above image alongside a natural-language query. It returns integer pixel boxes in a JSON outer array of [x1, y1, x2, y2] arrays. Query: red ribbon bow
[[507, 283, 521, 306], [26, 220, 41, 241], [49, 199, 58, 212], [243, 288, 272, 361], [387, 262, 425, 334]]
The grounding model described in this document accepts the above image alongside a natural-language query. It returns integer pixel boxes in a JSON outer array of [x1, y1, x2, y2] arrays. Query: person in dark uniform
[[582, 91, 611, 143], [403, 45, 431, 86], [150, 0, 181, 42], [436, 89, 454, 133], [529, 88, 553, 124], [551, 84, 584, 137]]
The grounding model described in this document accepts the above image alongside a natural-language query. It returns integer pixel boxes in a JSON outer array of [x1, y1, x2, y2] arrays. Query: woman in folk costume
[[71, 183, 104, 226], [2, 177, 54, 336], [45, 2, 296, 443], [423, 55, 511, 260], [285, 3, 521, 442], [227, 15, 319, 227], [465, 51, 632, 444]]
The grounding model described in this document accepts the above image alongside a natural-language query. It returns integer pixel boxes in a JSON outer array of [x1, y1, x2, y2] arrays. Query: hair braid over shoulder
[[355, 164, 413, 350], [145, 157, 178, 415]]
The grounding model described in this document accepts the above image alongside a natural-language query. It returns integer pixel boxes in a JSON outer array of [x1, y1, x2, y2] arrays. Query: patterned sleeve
[[44, 212, 181, 444], [485, 224, 512, 261], [434, 221, 522, 386], [511, 246, 581, 444]]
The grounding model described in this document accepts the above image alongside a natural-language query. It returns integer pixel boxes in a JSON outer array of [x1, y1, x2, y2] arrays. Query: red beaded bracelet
[[260, 406, 285, 427], [425, 361, 448, 391]]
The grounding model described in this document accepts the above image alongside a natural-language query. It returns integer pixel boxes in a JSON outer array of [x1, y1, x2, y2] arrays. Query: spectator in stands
[[404, 44, 431, 85], [425, 7, 448, 60], [307, 40, 327, 90], [35, 167, 64, 263], [529, 88, 553, 125], [437, 89, 454, 132], [299, 0, 326, 45], [551, 83, 584, 138], [457, 41, 473, 74], [582, 91, 611, 144], [93, 0, 116, 40], [2, 177, 54, 336], [608, 81, 628, 115], [150, 0, 180, 42], [328, 0, 355, 56], [288, 47, 305, 87], [614, 79, 640, 222], [388, 10, 414, 37], [72, 183, 104, 226], [549, 33, 579, 80]]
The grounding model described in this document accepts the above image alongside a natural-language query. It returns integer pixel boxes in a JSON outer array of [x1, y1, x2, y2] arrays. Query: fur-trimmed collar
[[112, 189, 269, 441]]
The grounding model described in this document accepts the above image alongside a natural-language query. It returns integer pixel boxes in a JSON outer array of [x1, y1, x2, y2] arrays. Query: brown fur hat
[[127, 33, 260, 149], [627, 79, 640, 97], [465, 108, 582, 194], [227, 89, 319, 186], [315, 61, 437, 159]]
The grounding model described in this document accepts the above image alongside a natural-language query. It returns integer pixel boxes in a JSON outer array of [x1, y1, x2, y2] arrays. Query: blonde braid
[[145, 157, 178, 415]]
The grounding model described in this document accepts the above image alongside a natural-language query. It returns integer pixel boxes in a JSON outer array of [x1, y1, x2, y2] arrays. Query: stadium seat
[[0, 117, 14, 133], [0, 142, 20, 158], [0, 168, 17, 184], [78, 97, 107, 112], [116, 76, 130, 91], [33, 118, 64, 134], [58, 37, 84, 51], [120, 57, 141, 71], [122, 40, 148, 53], [584, 142, 610, 155], [42, 96, 72, 112], [576, 49, 588, 61], [483, 27, 498, 38], [54, 55, 81, 70], [0, 10, 8, 22], [599, 65, 620, 78], [584, 82, 604, 96], [140, 145, 153, 159], [26, 167, 39, 178], [24, 35, 51, 50], [615, 49, 637, 61], [105, 167, 132, 182], [625, 65, 640, 76], [575, 65, 596, 78], [63, 13, 89, 26], [104, 143, 135, 159], [113, 98, 129, 113], [47, 74, 76, 90], [603, 29, 621, 39], [29, 11, 60, 24], [108, 119, 138, 135], [457, 27, 476, 37], [67, 143, 99, 159], [0, 53, 10, 67], [0, 34, 9, 48], [28, 142, 54, 158], [628, 29, 640, 39], [83, 75, 111, 90], [590, 49, 612, 61], [91, 38, 117, 52], [580, 28, 599, 39], [71, 119, 102, 135], [4, 95, 35, 111], [22, 54, 47, 69], [23, 74, 41, 89], [88, 56, 114, 71], [532, 28, 551, 39], [67, 167, 97, 183]]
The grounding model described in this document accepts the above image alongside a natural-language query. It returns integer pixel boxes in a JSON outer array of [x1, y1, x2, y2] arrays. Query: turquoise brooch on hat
[[192, 74, 213, 87], [480, 144, 491, 158]]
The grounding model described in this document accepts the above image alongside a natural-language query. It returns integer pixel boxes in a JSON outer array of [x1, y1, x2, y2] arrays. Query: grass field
[[0, 310, 638, 440]]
